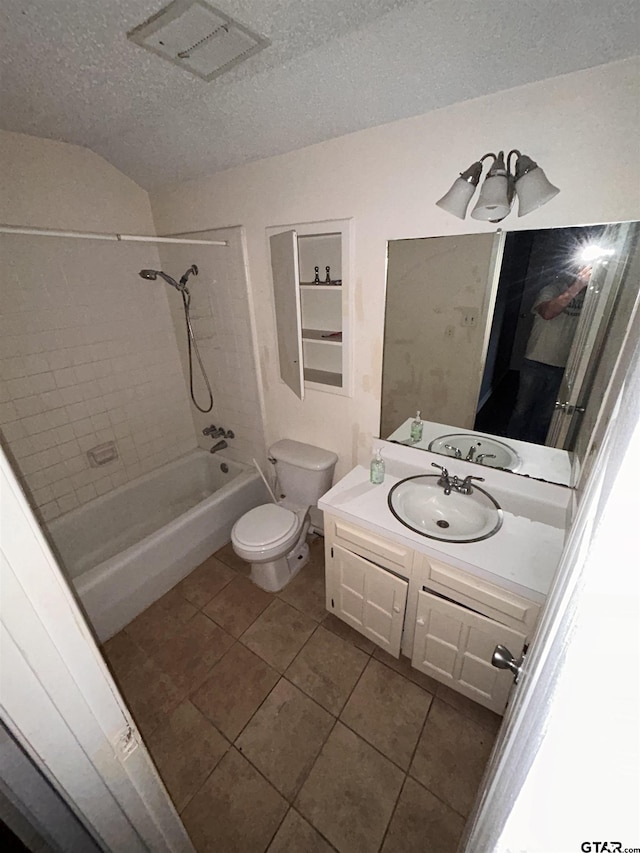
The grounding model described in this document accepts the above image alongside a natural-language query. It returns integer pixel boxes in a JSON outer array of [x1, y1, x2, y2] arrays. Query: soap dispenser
[[370, 448, 385, 484], [410, 410, 423, 443]]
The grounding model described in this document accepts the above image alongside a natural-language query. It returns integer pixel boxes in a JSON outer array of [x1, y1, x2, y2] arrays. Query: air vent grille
[[127, 0, 270, 82]]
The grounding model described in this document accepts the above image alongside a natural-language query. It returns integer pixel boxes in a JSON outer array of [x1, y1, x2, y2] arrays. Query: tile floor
[[102, 536, 501, 853]]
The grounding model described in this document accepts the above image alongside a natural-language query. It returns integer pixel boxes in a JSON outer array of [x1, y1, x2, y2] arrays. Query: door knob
[[492, 644, 524, 682]]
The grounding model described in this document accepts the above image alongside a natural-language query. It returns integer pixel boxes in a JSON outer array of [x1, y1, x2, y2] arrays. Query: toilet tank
[[270, 440, 338, 506]]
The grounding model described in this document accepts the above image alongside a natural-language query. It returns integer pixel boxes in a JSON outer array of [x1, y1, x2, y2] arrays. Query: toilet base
[[250, 539, 310, 592]]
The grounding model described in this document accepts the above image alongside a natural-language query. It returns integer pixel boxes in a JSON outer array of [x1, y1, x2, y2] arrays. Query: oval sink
[[427, 433, 520, 471], [388, 475, 503, 543]]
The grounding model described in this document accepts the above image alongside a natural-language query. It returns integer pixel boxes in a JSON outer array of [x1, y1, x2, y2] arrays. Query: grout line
[[377, 772, 409, 852]]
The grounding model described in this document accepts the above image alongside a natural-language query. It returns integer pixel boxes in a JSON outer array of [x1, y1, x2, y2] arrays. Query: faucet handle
[[203, 424, 217, 436], [431, 462, 449, 477], [460, 474, 485, 493]]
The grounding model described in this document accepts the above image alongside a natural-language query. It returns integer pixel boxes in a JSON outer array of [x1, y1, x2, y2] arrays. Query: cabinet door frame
[[267, 219, 353, 398]]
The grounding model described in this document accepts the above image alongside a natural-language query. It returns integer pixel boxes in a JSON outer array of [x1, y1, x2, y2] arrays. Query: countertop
[[319, 444, 571, 603]]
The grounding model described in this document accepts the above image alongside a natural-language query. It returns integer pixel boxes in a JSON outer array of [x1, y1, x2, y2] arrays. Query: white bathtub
[[46, 450, 267, 641]]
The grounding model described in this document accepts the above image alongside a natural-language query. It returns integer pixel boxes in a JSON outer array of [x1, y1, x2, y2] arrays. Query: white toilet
[[231, 440, 338, 592]]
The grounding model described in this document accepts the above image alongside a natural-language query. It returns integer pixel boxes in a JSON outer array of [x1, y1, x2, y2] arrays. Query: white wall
[[150, 57, 640, 480], [0, 132, 196, 521]]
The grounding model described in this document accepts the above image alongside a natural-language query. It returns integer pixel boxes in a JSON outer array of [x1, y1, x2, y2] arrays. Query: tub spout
[[210, 440, 228, 454]]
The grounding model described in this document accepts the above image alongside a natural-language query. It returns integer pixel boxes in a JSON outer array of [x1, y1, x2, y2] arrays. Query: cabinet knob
[[416, 617, 425, 626], [393, 604, 401, 613]]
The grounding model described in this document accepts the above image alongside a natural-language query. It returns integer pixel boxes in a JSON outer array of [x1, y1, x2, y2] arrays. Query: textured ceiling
[[1, 0, 638, 189]]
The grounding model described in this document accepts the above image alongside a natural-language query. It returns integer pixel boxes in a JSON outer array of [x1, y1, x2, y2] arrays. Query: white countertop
[[319, 444, 571, 604]]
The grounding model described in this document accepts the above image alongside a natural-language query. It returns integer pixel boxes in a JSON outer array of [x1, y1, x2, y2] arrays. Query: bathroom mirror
[[380, 220, 640, 486]]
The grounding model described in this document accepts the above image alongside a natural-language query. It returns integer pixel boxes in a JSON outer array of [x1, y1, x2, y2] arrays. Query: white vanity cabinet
[[324, 513, 541, 714], [268, 219, 352, 398]]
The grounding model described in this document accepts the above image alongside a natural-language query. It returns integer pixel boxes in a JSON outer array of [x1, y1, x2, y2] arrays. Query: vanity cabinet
[[324, 513, 541, 714], [268, 220, 352, 398]]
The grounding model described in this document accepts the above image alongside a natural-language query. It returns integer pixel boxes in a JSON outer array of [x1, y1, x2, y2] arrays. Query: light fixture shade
[[436, 177, 477, 219], [515, 165, 560, 216], [436, 160, 484, 219], [470, 174, 511, 221]]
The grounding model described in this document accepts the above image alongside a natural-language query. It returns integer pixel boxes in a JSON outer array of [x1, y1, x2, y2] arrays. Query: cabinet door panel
[[270, 230, 304, 400], [331, 545, 408, 657], [413, 589, 526, 714]]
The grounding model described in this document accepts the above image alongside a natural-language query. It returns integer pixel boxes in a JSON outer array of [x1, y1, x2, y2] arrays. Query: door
[[270, 229, 304, 399], [329, 545, 408, 657], [412, 589, 526, 714], [461, 320, 640, 851], [547, 222, 636, 447]]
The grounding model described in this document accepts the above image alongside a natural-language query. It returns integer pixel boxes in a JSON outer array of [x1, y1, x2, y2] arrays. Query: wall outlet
[[445, 325, 455, 338], [460, 308, 477, 327]]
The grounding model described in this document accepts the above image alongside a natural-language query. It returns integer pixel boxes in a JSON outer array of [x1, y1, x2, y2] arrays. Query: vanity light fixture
[[436, 150, 559, 222]]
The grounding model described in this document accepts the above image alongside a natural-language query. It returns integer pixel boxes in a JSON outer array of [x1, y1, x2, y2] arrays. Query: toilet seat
[[232, 504, 300, 551]]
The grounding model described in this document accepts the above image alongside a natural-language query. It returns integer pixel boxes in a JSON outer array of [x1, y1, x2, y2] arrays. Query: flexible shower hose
[[181, 289, 214, 413]]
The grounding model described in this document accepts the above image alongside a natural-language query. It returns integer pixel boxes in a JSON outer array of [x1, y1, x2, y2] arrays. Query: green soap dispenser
[[410, 410, 423, 443], [370, 448, 385, 484]]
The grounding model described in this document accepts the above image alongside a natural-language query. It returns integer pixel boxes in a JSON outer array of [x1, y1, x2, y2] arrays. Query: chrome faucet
[[444, 443, 462, 459], [209, 440, 228, 454], [476, 453, 496, 465], [431, 463, 484, 495], [203, 425, 235, 440], [431, 462, 453, 495]]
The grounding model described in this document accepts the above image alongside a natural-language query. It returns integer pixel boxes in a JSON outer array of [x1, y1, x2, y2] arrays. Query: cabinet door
[[412, 589, 526, 714], [329, 545, 408, 658], [270, 230, 304, 400]]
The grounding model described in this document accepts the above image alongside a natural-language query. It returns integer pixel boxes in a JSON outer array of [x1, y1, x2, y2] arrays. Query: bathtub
[[46, 450, 268, 641]]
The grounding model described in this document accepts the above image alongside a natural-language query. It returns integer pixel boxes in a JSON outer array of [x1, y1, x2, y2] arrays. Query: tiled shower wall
[[0, 235, 197, 522], [158, 227, 267, 467]]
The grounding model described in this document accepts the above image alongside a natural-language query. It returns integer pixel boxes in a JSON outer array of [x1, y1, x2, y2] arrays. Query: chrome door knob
[[492, 644, 524, 681]]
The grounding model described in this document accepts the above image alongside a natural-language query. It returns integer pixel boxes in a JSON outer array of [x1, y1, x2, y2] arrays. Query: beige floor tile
[[124, 587, 197, 656], [277, 556, 328, 622], [215, 541, 250, 575], [150, 612, 235, 696], [322, 612, 376, 655], [236, 678, 334, 800], [381, 777, 465, 853], [373, 647, 442, 694], [340, 658, 432, 769], [436, 682, 503, 735], [177, 554, 235, 608], [267, 809, 334, 853], [296, 722, 404, 853], [191, 643, 279, 741], [410, 698, 495, 817], [285, 626, 368, 715], [116, 655, 182, 737], [182, 748, 287, 853], [241, 599, 317, 673], [102, 630, 147, 681], [146, 700, 229, 812], [203, 575, 273, 638]]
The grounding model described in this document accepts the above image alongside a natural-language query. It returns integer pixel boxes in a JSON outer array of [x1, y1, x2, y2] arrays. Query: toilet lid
[[233, 504, 298, 548]]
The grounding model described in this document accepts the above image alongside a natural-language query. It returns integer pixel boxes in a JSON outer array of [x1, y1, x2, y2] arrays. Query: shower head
[[138, 268, 182, 290], [179, 264, 199, 288]]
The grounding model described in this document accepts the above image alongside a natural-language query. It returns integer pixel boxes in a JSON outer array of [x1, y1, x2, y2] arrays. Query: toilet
[[231, 440, 338, 592]]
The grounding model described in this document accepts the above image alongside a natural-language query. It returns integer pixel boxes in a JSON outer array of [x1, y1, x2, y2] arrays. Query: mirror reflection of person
[[508, 265, 591, 444]]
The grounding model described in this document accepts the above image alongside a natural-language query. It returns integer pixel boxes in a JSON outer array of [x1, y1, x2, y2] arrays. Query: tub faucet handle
[[203, 424, 217, 436]]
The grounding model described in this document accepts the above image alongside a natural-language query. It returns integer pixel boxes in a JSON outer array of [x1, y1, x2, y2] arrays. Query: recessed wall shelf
[[268, 220, 352, 399]]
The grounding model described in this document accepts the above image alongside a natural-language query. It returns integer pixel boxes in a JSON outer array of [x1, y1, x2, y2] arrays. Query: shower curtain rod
[[0, 223, 228, 247]]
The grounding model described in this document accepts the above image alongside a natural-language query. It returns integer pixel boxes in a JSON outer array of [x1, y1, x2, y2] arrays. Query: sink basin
[[388, 475, 503, 543], [427, 433, 520, 471]]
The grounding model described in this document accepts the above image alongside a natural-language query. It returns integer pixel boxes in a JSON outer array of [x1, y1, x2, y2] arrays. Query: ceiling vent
[[127, 0, 270, 82]]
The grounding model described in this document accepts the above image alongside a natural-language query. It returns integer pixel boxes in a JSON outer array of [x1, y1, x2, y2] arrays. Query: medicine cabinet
[[268, 219, 352, 398]]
